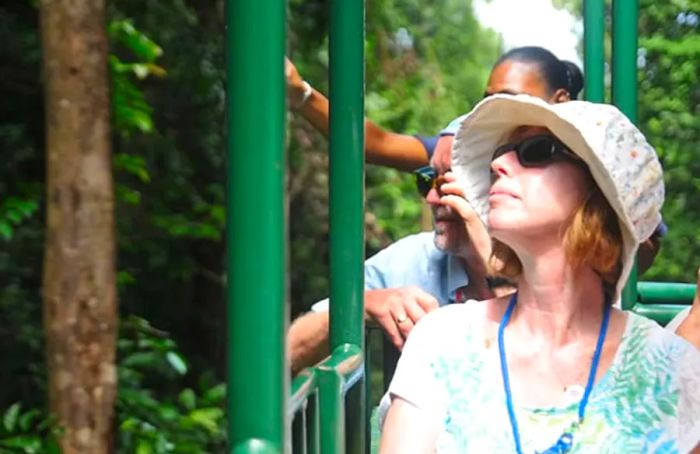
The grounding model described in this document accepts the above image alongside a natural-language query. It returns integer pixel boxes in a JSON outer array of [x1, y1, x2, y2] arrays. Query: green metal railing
[[326, 0, 367, 451], [635, 282, 696, 325], [612, 0, 640, 310], [226, 0, 695, 452], [226, 0, 287, 451], [234, 0, 366, 452], [583, 0, 605, 102]]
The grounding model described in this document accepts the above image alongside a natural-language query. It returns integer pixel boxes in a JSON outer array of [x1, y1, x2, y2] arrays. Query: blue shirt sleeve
[[413, 134, 439, 160], [654, 219, 669, 237]]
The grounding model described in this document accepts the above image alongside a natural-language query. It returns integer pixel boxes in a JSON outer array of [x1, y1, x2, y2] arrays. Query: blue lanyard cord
[[498, 293, 612, 454], [499, 294, 522, 454]]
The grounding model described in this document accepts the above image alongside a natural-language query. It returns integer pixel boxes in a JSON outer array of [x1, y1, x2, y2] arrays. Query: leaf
[[187, 408, 224, 434], [178, 388, 196, 410], [136, 439, 153, 454], [117, 271, 137, 287], [0, 435, 41, 452], [108, 20, 163, 62], [18, 409, 40, 432], [3, 403, 20, 432], [0, 222, 14, 240], [166, 351, 188, 375], [202, 384, 226, 405], [122, 351, 161, 369]]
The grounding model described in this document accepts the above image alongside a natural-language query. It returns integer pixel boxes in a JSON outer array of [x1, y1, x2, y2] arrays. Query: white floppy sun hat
[[451, 94, 665, 298]]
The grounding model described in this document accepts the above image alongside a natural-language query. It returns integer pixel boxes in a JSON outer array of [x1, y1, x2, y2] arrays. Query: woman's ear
[[552, 88, 571, 103]]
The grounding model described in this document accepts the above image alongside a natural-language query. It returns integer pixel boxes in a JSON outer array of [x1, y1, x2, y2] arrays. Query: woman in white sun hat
[[379, 94, 700, 453]]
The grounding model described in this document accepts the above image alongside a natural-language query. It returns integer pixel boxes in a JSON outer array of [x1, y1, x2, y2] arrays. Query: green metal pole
[[612, 0, 639, 310], [583, 0, 605, 102], [318, 366, 345, 454], [226, 0, 287, 451], [328, 0, 365, 452], [328, 0, 365, 351]]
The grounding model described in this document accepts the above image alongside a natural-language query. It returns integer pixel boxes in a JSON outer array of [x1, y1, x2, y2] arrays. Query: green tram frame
[[226, 0, 695, 452]]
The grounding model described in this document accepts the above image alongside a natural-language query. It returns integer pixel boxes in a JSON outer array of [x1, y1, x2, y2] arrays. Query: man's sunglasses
[[413, 166, 445, 198], [492, 135, 581, 167]]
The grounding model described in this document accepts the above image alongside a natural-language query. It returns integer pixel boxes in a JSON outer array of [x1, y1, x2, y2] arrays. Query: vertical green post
[[328, 0, 365, 452], [583, 0, 605, 102], [612, 0, 639, 310], [225, 0, 287, 451], [329, 0, 365, 358]]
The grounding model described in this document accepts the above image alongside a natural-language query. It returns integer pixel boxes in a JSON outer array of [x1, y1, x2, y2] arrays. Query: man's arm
[[288, 286, 439, 374], [286, 58, 430, 171], [288, 311, 330, 375]]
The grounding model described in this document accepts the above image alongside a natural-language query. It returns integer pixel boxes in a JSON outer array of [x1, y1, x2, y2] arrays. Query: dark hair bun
[[562, 60, 584, 99]]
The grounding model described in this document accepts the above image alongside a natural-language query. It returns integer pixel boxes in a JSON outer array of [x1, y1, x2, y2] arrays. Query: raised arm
[[286, 57, 430, 171], [674, 267, 700, 350]]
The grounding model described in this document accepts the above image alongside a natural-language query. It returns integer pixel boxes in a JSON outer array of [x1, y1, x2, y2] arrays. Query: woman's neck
[[511, 249, 606, 347]]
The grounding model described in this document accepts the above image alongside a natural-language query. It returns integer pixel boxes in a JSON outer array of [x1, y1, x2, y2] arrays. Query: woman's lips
[[489, 189, 519, 200]]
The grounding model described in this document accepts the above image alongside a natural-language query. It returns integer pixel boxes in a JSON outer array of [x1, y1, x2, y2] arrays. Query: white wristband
[[297, 80, 313, 107]]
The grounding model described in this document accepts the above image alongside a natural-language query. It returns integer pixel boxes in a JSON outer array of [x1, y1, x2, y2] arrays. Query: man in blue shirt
[[288, 132, 496, 373]]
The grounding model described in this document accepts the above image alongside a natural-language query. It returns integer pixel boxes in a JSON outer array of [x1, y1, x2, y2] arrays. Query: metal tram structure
[[226, 0, 696, 452]]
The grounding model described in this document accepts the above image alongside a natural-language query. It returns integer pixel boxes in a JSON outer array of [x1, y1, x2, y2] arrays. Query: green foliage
[[0, 197, 38, 241], [110, 19, 166, 135], [637, 1, 700, 282], [116, 317, 227, 453], [0, 404, 60, 454], [0, 318, 227, 454]]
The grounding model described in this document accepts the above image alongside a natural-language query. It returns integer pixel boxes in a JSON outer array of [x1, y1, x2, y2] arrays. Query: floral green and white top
[[388, 302, 700, 453]]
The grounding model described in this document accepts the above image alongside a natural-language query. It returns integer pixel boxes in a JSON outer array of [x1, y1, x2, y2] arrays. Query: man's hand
[[365, 286, 439, 350], [438, 171, 492, 269], [285, 57, 307, 108], [675, 267, 700, 350]]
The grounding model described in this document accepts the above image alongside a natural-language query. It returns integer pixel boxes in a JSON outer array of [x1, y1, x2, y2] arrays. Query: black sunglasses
[[413, 166, 445, 198], [492, 135, 581, 167]]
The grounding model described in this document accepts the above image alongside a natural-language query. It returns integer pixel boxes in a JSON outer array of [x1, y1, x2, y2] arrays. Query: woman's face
[[488, 126, 590, 243], [486, 60, 567, 103]]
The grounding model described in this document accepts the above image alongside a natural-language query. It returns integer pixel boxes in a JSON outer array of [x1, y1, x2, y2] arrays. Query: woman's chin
[[488, 212, 522, 232]]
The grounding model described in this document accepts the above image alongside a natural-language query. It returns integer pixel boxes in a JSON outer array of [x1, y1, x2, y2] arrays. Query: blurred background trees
[[0, 0, 697, 451]]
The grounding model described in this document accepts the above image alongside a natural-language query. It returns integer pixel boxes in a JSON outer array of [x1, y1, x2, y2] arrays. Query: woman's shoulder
[[620, 311, 700, 376], [418, 297, 501, 327], [615, 312, 700, 448], [408, 297, 506, 349], [626, 311, 699, 350]]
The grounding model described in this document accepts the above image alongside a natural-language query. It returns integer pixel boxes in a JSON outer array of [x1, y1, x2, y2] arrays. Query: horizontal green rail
[[631, 304, 689, 327], [316, 344, 364, 391], [637, 282, 696, 304], [231, 439, 281, 454], [633, 282, 695, 326], [290, 369, 319, 415], [290, 346, 364, 411], [289, 345, 364, 454]]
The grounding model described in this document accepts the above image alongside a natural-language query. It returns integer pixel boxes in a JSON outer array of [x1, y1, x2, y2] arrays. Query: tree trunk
[[40, 1, 117, 452]]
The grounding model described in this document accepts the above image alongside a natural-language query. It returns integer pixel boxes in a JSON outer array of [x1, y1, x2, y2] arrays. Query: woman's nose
[[490, 150, 517, 177]]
